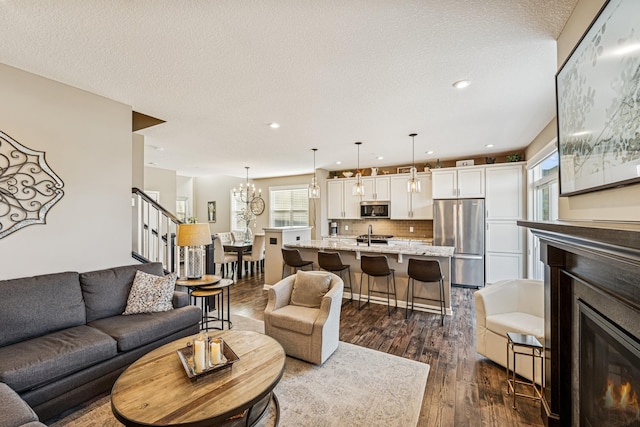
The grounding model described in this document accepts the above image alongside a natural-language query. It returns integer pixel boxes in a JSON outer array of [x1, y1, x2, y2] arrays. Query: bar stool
[[317, 251, 353, 305], [406, 258, 446, 324], [281, 248, 314, 278], [190, 288, 223, 331], [359, 255, 397, 316]]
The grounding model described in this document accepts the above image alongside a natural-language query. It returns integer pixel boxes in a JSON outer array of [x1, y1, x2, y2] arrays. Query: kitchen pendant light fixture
[[352, 142, 365, 197], [309, 148, 320, 199], [407, 133, 421, 193]]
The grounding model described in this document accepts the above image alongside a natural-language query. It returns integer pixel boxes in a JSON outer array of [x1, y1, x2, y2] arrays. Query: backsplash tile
[[329, 219, 433, 239]]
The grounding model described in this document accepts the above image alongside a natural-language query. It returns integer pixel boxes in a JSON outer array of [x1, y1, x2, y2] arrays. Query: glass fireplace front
[[579, 301, 640, 427]]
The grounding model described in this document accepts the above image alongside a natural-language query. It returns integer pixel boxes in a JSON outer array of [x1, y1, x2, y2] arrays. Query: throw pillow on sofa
[[290, 271, 331, 308], [123, 271, 176, 315]]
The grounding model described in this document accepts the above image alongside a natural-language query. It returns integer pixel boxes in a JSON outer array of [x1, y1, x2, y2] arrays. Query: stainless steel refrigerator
[[433, 198, 485, 288]]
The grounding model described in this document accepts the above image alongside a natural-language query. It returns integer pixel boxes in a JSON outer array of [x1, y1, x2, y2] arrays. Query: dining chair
[[242, 234, 266, 275]]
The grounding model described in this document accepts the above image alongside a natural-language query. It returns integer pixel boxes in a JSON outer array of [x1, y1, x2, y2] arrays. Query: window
[[269, 186, 309, 227], [527, 143, 559, 280], [230, 194, 247, 231]]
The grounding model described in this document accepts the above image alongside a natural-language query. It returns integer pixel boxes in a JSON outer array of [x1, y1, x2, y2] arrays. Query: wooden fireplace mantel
[[517, 220, 640, 427]]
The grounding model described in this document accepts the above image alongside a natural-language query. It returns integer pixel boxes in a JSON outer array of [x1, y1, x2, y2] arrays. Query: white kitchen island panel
[[284, 240, 455, 316]]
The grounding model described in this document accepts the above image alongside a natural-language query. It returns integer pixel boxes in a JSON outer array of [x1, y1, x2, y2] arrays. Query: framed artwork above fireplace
[[556, 0, 640, 196]]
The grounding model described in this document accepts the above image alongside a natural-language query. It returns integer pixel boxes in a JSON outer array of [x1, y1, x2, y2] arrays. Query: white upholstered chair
[[264, 271, 343, 365], [213, 235, 237, 279], [474, 279, 544, 384], [242, 234, 265, 275]]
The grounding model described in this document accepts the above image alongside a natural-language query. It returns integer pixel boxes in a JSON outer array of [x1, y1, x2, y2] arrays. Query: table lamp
[[177, 223, 212, 279]]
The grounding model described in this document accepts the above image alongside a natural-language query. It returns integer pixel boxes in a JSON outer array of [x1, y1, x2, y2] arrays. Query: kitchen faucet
[[367, 224, 372, 246]]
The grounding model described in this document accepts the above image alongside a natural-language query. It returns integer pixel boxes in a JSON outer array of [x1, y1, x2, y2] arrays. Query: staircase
[[131, 188, 181, 273]]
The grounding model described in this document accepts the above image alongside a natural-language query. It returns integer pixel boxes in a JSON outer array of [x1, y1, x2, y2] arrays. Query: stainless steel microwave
[[360, 201, 390, 218]]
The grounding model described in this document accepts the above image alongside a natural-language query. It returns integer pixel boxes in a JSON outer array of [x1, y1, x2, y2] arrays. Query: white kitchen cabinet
[[327, 179, 360, 219], [390, 173, 432, 219], [485, 164, 524, 220], [486, 252, 524, 283], [361, 176, 390, 201], [432, 166, 485, 199], [486, 220, 523, 253], [484, 163, 525, 284]]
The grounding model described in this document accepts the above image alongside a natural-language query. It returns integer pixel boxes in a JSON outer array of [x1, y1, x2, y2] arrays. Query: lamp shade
[[177, 223, 212, 246]]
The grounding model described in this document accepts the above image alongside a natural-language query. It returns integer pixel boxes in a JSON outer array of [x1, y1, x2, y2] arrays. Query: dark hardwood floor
[[228, 269, 544, 427]]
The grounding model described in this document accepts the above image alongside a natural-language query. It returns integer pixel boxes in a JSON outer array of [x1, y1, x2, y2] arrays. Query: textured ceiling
[[0, 0, 578, 179]]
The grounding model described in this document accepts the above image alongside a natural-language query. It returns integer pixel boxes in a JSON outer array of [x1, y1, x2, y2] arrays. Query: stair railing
[[131, 187, 182, 273]]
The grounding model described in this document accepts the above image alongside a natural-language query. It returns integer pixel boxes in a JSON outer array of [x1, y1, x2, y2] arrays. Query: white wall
[[176, 175, 194, 220], [144, 166, 177, 215], [526, 0, 640, 222], [194, 174, 243, 234], [132, 134, 145, 190], [254, 171, 327, 239], [0, 64, 134, 278], [192, 172, 327, 239]]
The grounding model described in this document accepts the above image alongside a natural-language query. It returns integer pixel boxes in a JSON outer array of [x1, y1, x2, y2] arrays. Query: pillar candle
[[194, 339, 206, 373], [210, 339, 222, 365]]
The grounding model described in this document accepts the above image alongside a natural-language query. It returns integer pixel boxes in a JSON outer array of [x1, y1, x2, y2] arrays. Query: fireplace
[[519, 220, 640, 427], [579, 301, 640, 427]]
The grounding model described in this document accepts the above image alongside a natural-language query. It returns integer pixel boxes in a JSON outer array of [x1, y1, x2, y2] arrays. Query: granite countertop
[[286, 240, 454, 257]]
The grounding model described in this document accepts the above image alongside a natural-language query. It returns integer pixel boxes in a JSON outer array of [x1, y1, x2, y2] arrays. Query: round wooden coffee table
[[111, 330, 285, 427]]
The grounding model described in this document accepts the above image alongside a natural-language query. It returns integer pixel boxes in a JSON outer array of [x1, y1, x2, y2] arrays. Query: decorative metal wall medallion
[[0, 131, 65, 238]]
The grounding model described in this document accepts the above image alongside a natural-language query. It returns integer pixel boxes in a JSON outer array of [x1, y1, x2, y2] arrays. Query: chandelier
[[407, 133, 421, 193], [233, 166, 261, 205], [353, 142, 365, 197], [232, 167, 263, 242], [309, 148, 321, 199]]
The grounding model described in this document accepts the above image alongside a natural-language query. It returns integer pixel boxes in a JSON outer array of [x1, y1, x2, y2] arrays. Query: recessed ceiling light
[[377, 156, 384, 160], [147, 162, 158, 165], [426, 150, 434, 155], [269, 122, 280, 129], [485, 144, 494, 148], [335, 161, 342, 165], [452, 80, 471, 89]]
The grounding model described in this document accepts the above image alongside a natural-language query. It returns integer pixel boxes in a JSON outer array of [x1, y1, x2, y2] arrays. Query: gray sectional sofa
[[0, 262, 201, 424]]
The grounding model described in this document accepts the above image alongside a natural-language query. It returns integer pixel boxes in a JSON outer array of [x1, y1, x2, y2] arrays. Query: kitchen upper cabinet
[[484, 163, 525, 284], [361, 176, 390, 201], [390, 173, 433, 219], [432, 166, 485, 199], [485, 164, 524, 220], [327, 179, 360, 219]]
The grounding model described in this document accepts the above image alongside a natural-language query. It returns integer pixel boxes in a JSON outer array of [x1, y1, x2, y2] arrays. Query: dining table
[[223, 242, 252, 279]]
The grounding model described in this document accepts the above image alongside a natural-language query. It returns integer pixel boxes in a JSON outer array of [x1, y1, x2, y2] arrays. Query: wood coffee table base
[[111, 331, 285, 427], [224, 391, 279, 427]]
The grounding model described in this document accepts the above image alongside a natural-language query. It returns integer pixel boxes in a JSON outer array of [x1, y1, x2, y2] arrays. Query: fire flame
[[602, 378, 640, 423]]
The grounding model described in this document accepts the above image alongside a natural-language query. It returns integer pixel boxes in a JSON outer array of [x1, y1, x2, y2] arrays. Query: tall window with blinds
[[270, 186, 309, 227]]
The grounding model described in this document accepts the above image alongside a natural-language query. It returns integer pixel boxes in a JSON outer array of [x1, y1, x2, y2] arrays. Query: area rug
[[50, 315, 429, 427]]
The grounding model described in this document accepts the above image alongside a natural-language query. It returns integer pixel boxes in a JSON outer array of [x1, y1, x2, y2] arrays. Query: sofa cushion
[[0, 382, 42, 427], [268, 305, 319, 335], [123, 271, 176, 315], [0, 272, 85, 347], [0, 326, 117, 393], [80, 263, 164, 322], [88, 306, 201, 352], [290, 271, 331, 309], [486, 312, 544, 342]]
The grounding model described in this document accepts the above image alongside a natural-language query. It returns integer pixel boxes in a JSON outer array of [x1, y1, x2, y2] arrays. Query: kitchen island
[[284, 239, 455, 316]]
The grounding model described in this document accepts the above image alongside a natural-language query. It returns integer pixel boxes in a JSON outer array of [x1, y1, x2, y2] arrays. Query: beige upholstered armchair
[[264, 271, 343, 365]]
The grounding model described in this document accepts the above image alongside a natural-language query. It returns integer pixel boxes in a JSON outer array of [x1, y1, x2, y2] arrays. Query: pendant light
[[352, 142, 365, 197], [309, 148, 321, 199], [407, 133, 421, 193]]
